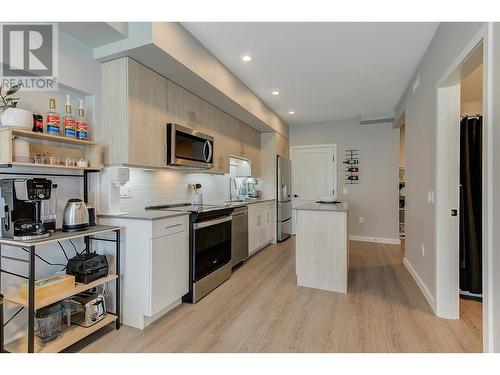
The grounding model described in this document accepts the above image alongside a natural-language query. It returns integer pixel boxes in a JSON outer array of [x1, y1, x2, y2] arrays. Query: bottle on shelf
[[63, 95, 76, 139], [347, 175, 359, 181], [46, 98, 61, 136], [76, 99, 88, 140], [347, 167, 359, 172], [32, 112, 43, 133]]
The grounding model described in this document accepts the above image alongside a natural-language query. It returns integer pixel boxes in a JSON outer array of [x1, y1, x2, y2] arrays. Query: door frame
[[290, 144, 338, 234], [434, 24, 493, 352]]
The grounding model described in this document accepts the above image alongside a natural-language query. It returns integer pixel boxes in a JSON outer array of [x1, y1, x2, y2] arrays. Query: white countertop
[[98, 210, 189, 221], [295, 202, 348, 212], [98, 199, 275, 221]]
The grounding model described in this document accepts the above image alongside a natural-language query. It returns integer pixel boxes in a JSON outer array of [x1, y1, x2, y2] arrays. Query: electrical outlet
[[120, 185, 131, 198], [358, 216, 364, 224], [421, 244, 425, 257], [343, 187, 348, 195]]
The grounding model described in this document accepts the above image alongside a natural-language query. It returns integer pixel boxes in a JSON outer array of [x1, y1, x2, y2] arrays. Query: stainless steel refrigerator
[[277, 155, 292, 242]]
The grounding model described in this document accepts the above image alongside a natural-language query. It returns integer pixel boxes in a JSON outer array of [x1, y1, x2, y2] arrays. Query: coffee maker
[[0, 178, 53, 241]]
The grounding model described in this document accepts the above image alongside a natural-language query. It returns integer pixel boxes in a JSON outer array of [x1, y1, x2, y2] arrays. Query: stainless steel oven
[[166, 123, 214, 169], [191, 210, 232, 302]]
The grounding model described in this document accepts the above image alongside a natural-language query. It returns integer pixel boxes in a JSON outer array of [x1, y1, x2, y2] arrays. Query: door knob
[[451, 209, 458, 217], [294, 194, 299, 198]]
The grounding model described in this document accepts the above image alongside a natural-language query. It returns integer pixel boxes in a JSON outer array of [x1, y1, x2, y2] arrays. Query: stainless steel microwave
[[166, 123, 214, 169]]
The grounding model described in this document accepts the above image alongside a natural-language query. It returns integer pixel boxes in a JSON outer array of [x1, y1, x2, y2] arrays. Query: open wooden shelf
[[3, 128, 97, 145], [5, 314, 117, 353], [4, 274, 118, 310], [3, 161, 99, 171], [0, 127, 101, 171]]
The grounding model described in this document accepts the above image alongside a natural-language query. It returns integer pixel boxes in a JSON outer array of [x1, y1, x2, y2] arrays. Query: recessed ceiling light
[[272, 91, 280, 96], [241, 54, 252, 62], [288, 111, 295, 115]]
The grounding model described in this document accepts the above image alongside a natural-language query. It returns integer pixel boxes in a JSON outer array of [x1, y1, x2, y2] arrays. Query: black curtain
[[459, 115, 482, 294]]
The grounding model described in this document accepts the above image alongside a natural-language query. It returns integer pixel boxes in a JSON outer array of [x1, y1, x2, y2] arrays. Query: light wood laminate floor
[[71, 238, 482, 353]]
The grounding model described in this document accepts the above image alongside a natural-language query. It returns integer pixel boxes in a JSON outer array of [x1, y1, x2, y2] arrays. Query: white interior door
[[291, 145, 337, 234], [435, 84, 461, 319]]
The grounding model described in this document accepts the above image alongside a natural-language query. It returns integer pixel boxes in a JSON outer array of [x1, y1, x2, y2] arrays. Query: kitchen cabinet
[[99, 214, 190, 330], [248, 201, 275, 255], [150, 229, 189, 316], [101, 57, 168, 168], [166, 80, 205, 130], [221, 112, 261, 177], [102, 57, 262, 174]]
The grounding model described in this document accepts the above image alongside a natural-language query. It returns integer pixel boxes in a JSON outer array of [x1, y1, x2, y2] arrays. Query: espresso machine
[[0, 178, 53, 241]]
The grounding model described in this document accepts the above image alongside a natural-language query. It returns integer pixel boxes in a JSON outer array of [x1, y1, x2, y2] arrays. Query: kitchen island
[[295, 202, 349, 294]]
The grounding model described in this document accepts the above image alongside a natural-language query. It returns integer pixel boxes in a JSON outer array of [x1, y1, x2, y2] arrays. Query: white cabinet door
[[264, 208, 274, 243], [249, 203, 275, 254], [248, 209, 259, 254], [256, 212, 266, 250], [150, 230, 189, 316]]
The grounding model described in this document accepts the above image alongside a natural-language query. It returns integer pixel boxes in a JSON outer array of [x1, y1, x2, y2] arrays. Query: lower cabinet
[[248, 201, 275, 255], [99, 214, 189, 330], [150, 230, 189, 316]]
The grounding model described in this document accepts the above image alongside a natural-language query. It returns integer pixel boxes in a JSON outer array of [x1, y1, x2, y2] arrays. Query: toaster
[[64, 292, 106, 327]]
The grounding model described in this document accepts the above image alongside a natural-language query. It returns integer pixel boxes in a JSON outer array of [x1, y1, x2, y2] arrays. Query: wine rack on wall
[[343, 149, 359, 184]]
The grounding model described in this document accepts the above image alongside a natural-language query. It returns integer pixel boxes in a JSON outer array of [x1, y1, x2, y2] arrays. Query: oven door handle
[[193, 215, 232, 230]]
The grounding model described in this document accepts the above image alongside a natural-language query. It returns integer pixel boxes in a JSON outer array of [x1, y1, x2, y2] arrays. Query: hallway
[[72, 239, 482, 353]]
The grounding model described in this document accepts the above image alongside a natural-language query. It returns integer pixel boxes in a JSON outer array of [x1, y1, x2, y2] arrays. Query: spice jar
[[48, 156, 59, 166], [63, 157, 75, 167]]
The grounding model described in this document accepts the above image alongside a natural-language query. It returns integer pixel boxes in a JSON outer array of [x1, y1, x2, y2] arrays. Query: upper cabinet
[[221, 112, 261, 176], [167, 81, 201, 129], [101, 57, 262, 174], [101, 57, 167, 168]]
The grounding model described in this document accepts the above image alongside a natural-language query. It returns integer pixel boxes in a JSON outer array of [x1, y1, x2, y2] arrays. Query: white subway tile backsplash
[[120, 169, 232, 212]]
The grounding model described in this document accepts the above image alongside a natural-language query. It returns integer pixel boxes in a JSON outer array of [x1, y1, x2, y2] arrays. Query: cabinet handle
[[165, 223, 182, 229]]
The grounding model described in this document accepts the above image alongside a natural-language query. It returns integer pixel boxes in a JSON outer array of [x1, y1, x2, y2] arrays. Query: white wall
[[461, 101, 482, 115], [395, 21, 485, 327], [289, 120, 400, 241]]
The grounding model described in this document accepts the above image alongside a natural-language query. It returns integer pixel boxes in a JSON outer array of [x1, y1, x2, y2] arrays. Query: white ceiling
[[182, 22, 439, 126]]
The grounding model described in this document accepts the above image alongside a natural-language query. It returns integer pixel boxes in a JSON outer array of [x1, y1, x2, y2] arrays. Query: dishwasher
[[231, 206, 249, 267]]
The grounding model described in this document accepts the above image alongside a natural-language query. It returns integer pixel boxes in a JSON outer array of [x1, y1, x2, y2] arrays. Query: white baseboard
[[349, 235, 401, 245], [403, 257, 436, 312]]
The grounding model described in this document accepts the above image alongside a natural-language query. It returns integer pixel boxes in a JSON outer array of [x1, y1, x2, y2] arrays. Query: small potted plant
[[0, 84, 33, 129]]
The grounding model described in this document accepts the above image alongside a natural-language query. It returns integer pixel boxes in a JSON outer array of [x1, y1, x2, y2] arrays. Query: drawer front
[[152, 215, 188, 239]]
